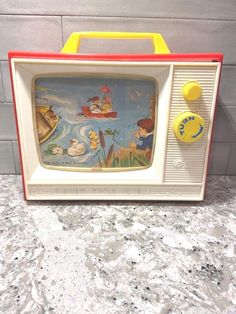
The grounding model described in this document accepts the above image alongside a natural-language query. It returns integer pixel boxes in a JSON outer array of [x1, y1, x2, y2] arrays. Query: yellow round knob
[[173, 112, 205, 143], [182, 81, 202, 101]]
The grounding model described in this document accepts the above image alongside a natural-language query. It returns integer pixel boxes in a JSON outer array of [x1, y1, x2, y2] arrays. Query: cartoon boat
[[36, 105, 59, 143], [81, 106, 117, 119]]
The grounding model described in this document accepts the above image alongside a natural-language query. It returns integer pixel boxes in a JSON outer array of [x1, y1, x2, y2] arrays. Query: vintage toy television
[[9, 32, 223, 200]]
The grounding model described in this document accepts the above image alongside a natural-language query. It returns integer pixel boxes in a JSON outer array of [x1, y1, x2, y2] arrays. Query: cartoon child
[[101, 96, 113, 113], [130, 118, 154, 150], [88, 96, 103, 113]]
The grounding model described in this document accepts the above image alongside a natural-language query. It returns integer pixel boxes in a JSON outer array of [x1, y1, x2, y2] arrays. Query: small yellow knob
[[182, 81, 202, 101], [173, 112, 205, 143]]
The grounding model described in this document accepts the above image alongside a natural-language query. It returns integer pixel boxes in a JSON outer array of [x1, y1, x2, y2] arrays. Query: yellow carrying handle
[[61, 31, 170, 54]]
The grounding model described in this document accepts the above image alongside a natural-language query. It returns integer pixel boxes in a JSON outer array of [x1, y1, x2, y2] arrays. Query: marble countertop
[[0, 175, 236, 314]]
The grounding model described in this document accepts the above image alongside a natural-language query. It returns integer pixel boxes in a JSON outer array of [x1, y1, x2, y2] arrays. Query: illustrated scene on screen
[[34, 76, 156, 170]]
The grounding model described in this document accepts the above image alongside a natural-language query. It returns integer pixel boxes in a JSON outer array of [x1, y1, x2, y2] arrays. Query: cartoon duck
[[89, 130, 98, 139], [67, 139, 85, 156], [89, 130, 99, 150]]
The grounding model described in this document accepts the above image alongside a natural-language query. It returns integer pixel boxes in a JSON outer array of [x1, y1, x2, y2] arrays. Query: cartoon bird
[[89, 130, 98, 139], [134, 90, 143, 97], [128, 89, 144, 102], [90, 141, 98, 150], [128, 92, 137, 102], [88, 130, 99, 150], [67, 139, 85, 157]]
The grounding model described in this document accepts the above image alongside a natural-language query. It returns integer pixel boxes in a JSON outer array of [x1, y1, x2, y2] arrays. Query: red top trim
[[8, 51, 223, 63]]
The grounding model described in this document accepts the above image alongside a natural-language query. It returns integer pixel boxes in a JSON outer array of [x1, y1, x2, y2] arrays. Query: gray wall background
[[0, 1, 235, 175]]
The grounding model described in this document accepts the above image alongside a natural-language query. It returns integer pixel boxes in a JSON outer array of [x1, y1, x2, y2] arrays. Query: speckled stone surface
[[0, 175, 236, 314]]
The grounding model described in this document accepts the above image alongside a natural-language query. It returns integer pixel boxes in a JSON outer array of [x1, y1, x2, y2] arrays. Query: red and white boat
[[81, 106, 117, 118]]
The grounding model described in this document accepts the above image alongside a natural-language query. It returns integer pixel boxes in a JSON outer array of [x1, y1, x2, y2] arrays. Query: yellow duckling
[[90, 140, 98, 150], [89, 130, 97, 139], [89, 130, 100, 149]]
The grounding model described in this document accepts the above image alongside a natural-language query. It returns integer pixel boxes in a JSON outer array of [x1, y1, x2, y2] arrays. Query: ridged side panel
[[164, 66, 217, 183]]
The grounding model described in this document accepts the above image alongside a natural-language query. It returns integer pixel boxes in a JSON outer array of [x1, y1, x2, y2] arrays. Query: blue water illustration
[[35, 76, 156, 169]]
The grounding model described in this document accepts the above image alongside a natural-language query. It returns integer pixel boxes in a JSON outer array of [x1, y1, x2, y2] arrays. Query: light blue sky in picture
[[34, 76, 156, 167]]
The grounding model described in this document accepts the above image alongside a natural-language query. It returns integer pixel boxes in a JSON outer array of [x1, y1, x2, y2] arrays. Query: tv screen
[[34, 75, 157, 171]]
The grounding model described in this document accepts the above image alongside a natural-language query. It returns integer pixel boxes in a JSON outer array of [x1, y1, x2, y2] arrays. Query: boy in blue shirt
[[130, 118, 154, 150]]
